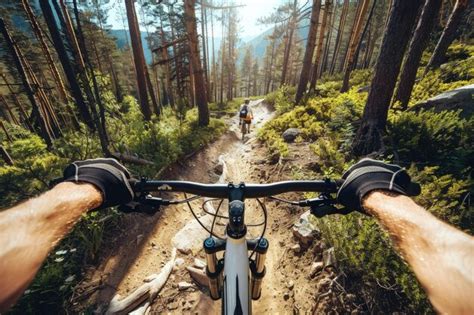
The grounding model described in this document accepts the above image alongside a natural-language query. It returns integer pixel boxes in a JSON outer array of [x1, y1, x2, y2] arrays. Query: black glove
[[62, 158, 134, 209], [337, 158, 421, 211]]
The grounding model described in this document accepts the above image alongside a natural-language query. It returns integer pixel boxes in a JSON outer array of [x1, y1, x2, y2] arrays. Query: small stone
[[193, 258, 206, 269], [287, 280, 294, 290], [214, 163, 224, 175], [174, 258, 185, 268], [168, 301, 179, 310], [282, 128, 301, 143], [310, 261, 324, 277], [291, 243, 301, 253], [178, 281, 193, 291], [283, 292, 290, 300]]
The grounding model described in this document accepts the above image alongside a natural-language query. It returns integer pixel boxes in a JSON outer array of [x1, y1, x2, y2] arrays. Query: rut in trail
[[79, 99, 332, 314]]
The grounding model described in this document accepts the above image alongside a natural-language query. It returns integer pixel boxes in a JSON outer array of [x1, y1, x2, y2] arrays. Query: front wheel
[[241, 123, 247, 141]]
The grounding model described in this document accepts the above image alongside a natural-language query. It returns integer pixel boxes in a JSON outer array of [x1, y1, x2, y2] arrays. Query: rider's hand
[[61, 158, 134, 209], [337, 158, 421, 212]]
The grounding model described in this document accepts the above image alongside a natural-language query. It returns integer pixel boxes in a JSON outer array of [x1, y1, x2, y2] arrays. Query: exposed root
[[105, 248, 177, 315]]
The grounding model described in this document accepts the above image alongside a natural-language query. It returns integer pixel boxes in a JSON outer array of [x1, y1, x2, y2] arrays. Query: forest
[[0, 0, 472, 313]]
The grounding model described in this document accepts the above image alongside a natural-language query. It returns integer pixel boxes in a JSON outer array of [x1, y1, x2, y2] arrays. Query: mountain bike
[[124, 178, 347, 315]]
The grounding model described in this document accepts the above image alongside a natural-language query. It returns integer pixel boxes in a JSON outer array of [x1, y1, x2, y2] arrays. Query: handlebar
[[132, 179, 343, 199]]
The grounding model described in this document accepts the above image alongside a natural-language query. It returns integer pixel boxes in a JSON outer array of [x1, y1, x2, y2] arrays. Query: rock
[[411, 84, 474, 117], [287, 280, 294, 290], [168, 301, 179, 310], [178, 281, 193, 291], [292, 211, 321, 248], [310, 261, 324, 277], [186, 266, 209, 287], [214, 163, 224, 175], [282, 128, 301, 143], [323, 247, 337, 268], [172, 215, 214, 255], [283, 292, 290, 300], [255, 159, 266, 165], [291, 243, 301, 253], [174, 258, 185, 268], [193, 258, 206, 269]]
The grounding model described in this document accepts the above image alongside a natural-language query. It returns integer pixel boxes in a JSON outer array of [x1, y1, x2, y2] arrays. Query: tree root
[[105, 248, 177, 315]]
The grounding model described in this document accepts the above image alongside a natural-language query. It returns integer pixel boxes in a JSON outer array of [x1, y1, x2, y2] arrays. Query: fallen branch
[[111, 152, 155, 165], [105, 248, 177, 315]]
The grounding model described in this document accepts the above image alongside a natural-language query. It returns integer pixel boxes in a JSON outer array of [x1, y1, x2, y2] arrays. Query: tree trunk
[[0, 121, 13, 143], [39, 0, 94, 130], [21, 0, 69, 104], [309, 0, 331, 91], [0, 94, 20, 125], [72, 0, 111, 156], [340, 0, 371, 92], [58, 0, 86, 70], [201, 3, 210, 102], [295, 0, 321, 103], [0, 18, 53, 147], [184, 0, 210, 126], [0, 73, 33, 131], [330, 0, 349, 74], [353, 0, 423, 156], [0, 145, 14, 165], [281, 0, 298, 86], [321, 0, 335, 76], [394, 0, 442, 110], [424, 0, 468, 73], [125, 0, 152, 120]]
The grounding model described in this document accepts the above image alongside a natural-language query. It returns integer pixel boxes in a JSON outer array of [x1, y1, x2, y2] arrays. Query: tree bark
[[295, 0, 321, 103], [0, 145, 14, 165], [39, 0, 94, 130], [0, 94, 19, 125], [309, 0, 331, 91], [184, 0, 210, 126], [58, 0, 86, 71], [321, 0, 335, 76], [21, 0, 69, 104], [330, 0, 349, 74], [353, 0, 423, 156], [0, 73, 33, 131], [201, 3, 210, 101], [340, 0, 371, 92], [281, 0, 298, 86], [394, 0, 442, 110], [424, 0, 468, 73], [0, 18, 53, 147], [125, 0, 152, 120]]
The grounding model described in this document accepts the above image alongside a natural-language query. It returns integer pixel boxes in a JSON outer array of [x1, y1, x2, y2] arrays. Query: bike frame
[[133, 179, 340, 315]]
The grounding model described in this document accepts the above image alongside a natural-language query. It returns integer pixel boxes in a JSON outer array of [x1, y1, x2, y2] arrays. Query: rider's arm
[[0, 182, 102, 311], [363, 191, 474, 314]]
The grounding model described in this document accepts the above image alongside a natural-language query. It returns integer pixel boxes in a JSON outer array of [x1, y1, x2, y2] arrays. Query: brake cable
[[184, 192, 225, 240], [248, 198, 267, 261]]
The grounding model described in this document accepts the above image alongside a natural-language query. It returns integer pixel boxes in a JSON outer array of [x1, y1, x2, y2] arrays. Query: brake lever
[[298, 194, 352, 218], [118, 193, 166, 215]]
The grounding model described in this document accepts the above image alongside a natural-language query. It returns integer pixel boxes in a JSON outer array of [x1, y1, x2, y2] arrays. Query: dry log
[[105, 248, 176, 315]]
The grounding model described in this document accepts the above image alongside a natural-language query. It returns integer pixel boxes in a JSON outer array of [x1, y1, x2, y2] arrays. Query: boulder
[[411, 84, 474, 117], [292, 211, 321, 248], [357, 85, 370, 93], [172, 215, 213, 255], [213, 163, 224, 175], [282, 128, 301, 143], [193, 258, 206, 269]]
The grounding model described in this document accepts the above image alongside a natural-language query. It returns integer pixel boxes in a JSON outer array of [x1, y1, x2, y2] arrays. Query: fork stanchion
[[204, 237, 225, 300], [249, 238, 269, 300]]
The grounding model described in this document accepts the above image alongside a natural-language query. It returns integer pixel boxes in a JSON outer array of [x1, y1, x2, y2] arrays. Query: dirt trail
[[79, 100, 330, 314]]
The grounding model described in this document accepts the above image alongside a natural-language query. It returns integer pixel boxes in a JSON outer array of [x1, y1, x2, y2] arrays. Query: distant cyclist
[[239, 98, 253, 134]]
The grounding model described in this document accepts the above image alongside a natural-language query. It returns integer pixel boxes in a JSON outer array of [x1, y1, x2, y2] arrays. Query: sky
[[107, 0, 287, 41]]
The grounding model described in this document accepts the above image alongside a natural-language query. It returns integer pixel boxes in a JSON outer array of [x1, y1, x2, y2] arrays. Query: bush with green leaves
[[259, 43, 473, 313]]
